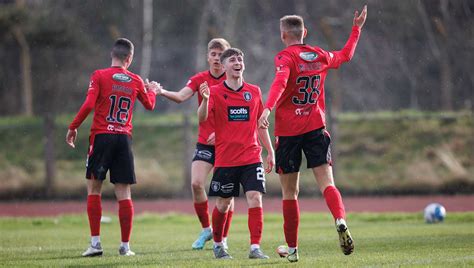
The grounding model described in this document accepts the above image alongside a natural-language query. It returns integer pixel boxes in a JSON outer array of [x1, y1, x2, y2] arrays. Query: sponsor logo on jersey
[[220, 183, 234, 194], [211, 181, 221, 192], [295, 107, 311, 116], [299, 52, 318, 62], [196, 149, 212, 160], [243, 92, 252, 102], [112, 73, 132, 83], [228, 106, 249, 121]]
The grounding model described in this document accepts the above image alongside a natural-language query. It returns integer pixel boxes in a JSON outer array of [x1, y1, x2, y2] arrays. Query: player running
[[156, 38, 234, 250], [66, 38, 162, 257], [198, 48, 275, 259], [258, 6, 368, 262]]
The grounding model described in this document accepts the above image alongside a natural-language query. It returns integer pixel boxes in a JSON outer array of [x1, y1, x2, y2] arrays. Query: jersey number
[[106, 95, 131, 124], [292, 75, 321, 105], [256, 167, 265, 181]]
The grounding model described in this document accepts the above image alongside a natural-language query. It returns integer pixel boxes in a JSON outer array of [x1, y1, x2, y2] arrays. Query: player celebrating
[[156, 38, 234, 250], [258, 6, 367, 262], [66, 38, 161, 257], [198, 48, 275, 259]]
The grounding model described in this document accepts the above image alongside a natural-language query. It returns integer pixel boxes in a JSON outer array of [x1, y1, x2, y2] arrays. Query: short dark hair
[[111, 38, 134, 61], [220, 48, 244, 63], [280, 15, 304, 39], [208, 38, 231, 51]]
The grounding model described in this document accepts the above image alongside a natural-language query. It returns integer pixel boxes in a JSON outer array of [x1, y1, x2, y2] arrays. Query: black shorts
[[209, 163, 266, 198], [192, 143, 215, 165], [275, 127, 332, 174], [86, 133, 136, 184]]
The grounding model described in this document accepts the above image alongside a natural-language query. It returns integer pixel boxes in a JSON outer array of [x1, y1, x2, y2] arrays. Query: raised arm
[[158, 86, 194, 103], [197, 82, 210, 122], [328, 5, 367, 68]]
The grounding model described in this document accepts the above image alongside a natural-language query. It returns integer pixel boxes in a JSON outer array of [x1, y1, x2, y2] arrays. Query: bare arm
[[328, 5, 367, 67], [257, 128, 275, 173], [159, 86, 194, 103], [197, 82, 210, 122]]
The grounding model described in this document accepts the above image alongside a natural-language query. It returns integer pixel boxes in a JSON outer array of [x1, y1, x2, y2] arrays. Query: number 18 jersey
[[69, 66, 156, 137]]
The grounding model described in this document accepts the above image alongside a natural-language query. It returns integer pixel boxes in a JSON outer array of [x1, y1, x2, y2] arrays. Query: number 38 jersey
[[265, 26, 361, 136], [69, 66, 156, 137], [209, 81, 264, 167]]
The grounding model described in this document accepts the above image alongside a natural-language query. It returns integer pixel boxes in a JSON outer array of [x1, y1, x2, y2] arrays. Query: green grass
[[1, 212, 473, 267]]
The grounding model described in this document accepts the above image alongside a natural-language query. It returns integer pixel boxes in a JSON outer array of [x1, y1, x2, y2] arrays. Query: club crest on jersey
[[299, 52, 318, 62], [112, 73, 132, 83], [228, 106, 249, 121], [211, 181, 220, 192], [243, 92, 252, 102]]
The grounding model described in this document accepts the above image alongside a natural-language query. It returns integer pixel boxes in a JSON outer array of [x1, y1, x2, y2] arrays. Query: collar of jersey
[[208, 70, 225, 80], [224, 81, 244, 92], [289, 43, 307, 47]]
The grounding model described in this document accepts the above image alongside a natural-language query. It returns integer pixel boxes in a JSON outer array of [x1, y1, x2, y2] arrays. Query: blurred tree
[[0, 2, 33, 115]]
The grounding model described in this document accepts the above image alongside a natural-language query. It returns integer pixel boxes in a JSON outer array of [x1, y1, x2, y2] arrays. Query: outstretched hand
[[145, 79, 163, 95], [353, 5, 367, 28], [199, 82, 210, 100]]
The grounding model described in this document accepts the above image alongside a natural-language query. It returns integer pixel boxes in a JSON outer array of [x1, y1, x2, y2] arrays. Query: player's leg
[[279, 172, 300, 262], [82, 178, 104, 257], [222, 199, 234, 250], [114, 183, 135, 256], [304, 128, 353, 255], [208, 166, 238, 259], [242, 163, 269, 259], [191, 158, 214, 250], [82, 134, 110, 257], [312, 164, 353, 255], [275, 135, 303, 262], [212, 197, 233, 259], [110, 134, 137, 256]]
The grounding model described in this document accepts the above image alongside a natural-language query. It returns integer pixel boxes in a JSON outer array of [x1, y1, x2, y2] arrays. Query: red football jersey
[[208, 81, 264, 167], [186, 70, 226, 144], [265, 26, 361, 136], [69, 66, 156, 137]]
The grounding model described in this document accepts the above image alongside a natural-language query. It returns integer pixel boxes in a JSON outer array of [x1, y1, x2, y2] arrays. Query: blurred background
[[0, 0, 472, 199]]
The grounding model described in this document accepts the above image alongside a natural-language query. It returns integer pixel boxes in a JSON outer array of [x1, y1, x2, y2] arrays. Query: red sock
[[248, 207, 263, 245], [194, 201, 210, 228], [118, 199, 134, 243], [283, 199, 299, 248], [323, 185, 346, 220], [87, 195, 102, 236], [223, 210, 233, 238], [212, 207, 227, 243]]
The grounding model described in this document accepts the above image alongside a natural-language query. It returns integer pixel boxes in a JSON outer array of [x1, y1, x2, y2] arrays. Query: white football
[[424, 203, 446, 223], [276, 245, 288, 257]]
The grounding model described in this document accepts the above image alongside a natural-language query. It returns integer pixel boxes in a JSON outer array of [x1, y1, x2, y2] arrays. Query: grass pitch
[[1, 212, 473, 267]]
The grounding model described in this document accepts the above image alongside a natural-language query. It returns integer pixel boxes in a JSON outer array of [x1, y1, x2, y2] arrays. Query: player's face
[[207, 48, 224, 70], [223, 54, 245, 79]]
